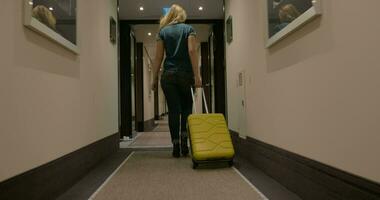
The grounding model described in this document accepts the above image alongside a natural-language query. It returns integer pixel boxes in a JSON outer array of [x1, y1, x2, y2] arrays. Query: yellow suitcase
[[188, 88, 235, 168]]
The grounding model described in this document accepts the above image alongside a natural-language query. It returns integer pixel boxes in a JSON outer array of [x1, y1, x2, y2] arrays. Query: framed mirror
[[226, 16, 233, 43], [24, 0, 78, 54], [110, 17, 116, 44], [266, 0, 322, 48]]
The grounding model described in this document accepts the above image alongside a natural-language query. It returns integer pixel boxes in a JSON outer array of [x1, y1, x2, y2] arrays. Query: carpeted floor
[[126, 117, 172, 148], [90, 151, 267, 200], [151, 125, 170, 132], [150, 117, 170, 132], [128, 132, 172, 148]]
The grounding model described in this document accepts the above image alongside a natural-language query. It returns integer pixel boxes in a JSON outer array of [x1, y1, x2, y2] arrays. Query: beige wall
[[132, 25, 162, 121], [225, 0, 380, 182], [0, 0, 118, 182], [143, 44, 155, 121]]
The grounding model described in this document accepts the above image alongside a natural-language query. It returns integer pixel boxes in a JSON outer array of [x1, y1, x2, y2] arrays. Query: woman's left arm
[[152, 40, 164, 91]]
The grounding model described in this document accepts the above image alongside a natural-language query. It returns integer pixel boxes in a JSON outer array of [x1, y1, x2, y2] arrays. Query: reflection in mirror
[[268, 0, 312, 37], [31, 0, 77, 44], [266, 0, 322, 47]]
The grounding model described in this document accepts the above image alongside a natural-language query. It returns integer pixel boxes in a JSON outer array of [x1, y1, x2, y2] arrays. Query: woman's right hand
[[194, 75, 202, 88]]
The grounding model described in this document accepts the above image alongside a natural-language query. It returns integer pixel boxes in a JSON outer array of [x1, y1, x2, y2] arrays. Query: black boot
[[181, 134, 189, 156], [172, 143, 180, 158]]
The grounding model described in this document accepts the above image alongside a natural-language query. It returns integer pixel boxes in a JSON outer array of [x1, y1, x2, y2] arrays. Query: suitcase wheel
[[192, 161, 198, 169]]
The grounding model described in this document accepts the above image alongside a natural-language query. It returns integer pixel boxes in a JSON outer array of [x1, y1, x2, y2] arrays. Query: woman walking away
[[151, 4, 202, 158]]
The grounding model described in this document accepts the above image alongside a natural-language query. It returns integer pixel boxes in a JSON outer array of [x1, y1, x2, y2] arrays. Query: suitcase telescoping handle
[[190, 87, 209, 114]]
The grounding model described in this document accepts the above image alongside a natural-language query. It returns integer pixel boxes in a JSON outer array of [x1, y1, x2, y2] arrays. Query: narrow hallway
[[1, 0, 379, 199]]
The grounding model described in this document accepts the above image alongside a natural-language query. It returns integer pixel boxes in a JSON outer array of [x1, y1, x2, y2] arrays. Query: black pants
[[160, 70, 194, 143]]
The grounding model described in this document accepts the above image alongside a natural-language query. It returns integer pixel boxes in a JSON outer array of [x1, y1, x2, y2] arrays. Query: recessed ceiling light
[[148, 32, 152, 36], [28, 1, 33, 5], [139, 6, 144, 11], [49, 7, 54, 11], [198, 6, 203, 11]]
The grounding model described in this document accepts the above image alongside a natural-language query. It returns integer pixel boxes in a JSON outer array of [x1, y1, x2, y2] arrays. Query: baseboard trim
[[230, 130, 380, 200], [144, 118, 157, 131], [0, 132, 120, 200]]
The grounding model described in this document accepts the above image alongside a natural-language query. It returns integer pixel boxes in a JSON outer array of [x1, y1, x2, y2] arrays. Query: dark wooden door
[[135, 43, 144, 132], [201, 42, 211, 113], [119, 21, 132, 138], [213, 21, 226, 116]]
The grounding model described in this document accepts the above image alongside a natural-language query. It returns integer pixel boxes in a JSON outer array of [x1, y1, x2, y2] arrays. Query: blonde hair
[[32, 5, 57, 30], [159, 4, 187, 29]]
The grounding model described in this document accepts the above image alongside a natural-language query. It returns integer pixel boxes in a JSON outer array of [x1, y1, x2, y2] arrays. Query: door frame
[[201, 42, 211, 113], [119, 21, 133, 139], [135, 43, 144, 132]]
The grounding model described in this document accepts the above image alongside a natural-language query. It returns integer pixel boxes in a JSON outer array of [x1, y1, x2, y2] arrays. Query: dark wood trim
[[135, 43, 144, 132], [144, 118, 158, 132], [117, 0, 121, 137], [201, 42, 211, 113], [230, 131, 380, 200], [131, 34, 137, 132], [119, 21, 132, 138], [154, 83, 159, 120], [213, 21, 226, 116], [0, 133, 120, 200]]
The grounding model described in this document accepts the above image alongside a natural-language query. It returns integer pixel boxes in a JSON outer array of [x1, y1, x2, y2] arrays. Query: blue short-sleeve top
[[157, 23, 196, 73]]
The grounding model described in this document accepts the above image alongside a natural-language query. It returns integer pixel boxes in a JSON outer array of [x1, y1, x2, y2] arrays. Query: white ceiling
[[119, 0, 224, 20]]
